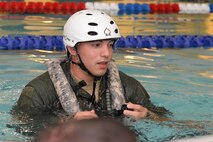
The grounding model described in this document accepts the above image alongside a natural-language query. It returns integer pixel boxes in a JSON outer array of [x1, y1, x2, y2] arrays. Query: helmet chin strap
[[68, 44, 102, 81], [71, 51, 101, 106], [69, 39, 116, 80], [71, 53, 101, 81]]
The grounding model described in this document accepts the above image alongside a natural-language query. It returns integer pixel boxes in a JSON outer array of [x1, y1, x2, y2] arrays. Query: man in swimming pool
[[12, 10, 171, 123]]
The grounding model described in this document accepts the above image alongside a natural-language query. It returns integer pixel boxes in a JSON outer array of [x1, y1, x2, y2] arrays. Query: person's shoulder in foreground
[[33, 118, 137, 142]]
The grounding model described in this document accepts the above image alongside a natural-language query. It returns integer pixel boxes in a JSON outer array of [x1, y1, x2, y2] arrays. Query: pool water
[[1, 2, 213, 141], [0, 48, 212, 142], [115, 48, 213, 141]]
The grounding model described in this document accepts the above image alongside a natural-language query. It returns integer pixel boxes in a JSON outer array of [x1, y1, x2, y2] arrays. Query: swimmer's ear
[[67, 46, 77, 56]]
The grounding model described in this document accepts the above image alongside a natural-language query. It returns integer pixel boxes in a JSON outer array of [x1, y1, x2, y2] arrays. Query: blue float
[[118, 3, 125, 15], [141, 3, 150, 14], [125, 3, 134, 15], [209, 4, 213, 12], [1, 35, 213, 50], [0, 35, 65, 50], [133, 3, 141, 14], [117, 3, 151, 15]]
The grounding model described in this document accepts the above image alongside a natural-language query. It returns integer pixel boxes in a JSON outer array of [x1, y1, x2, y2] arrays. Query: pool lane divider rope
[[0, 35, 212, 50], [0, 2, 213, 15]]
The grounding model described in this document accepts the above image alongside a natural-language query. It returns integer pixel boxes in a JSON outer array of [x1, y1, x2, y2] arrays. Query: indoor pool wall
[[0, 1, 213, 142]]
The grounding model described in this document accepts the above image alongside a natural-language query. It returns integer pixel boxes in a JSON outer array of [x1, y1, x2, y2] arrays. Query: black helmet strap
[[70, 44, 101, 80]]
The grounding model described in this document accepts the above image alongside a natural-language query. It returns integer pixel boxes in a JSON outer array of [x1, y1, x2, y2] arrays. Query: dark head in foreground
[[34, 118, 137, 142]]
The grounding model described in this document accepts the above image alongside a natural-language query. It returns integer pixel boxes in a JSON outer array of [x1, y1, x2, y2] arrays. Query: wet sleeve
[[16, 86, 46, 115], [130, 83, 172, 116], [120, 71, 150, 105], [120, 71, 172, 116], [10, 86, 61, 135]]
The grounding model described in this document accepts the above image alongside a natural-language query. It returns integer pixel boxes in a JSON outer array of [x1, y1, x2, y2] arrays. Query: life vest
[[46, 59, 125, 116]]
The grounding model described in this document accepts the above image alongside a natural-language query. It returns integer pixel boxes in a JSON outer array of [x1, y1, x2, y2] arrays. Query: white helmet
[[63, 10, 121, 47]]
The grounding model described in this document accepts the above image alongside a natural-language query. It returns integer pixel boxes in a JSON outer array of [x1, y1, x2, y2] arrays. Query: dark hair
[[34, 118, 137, 142]]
